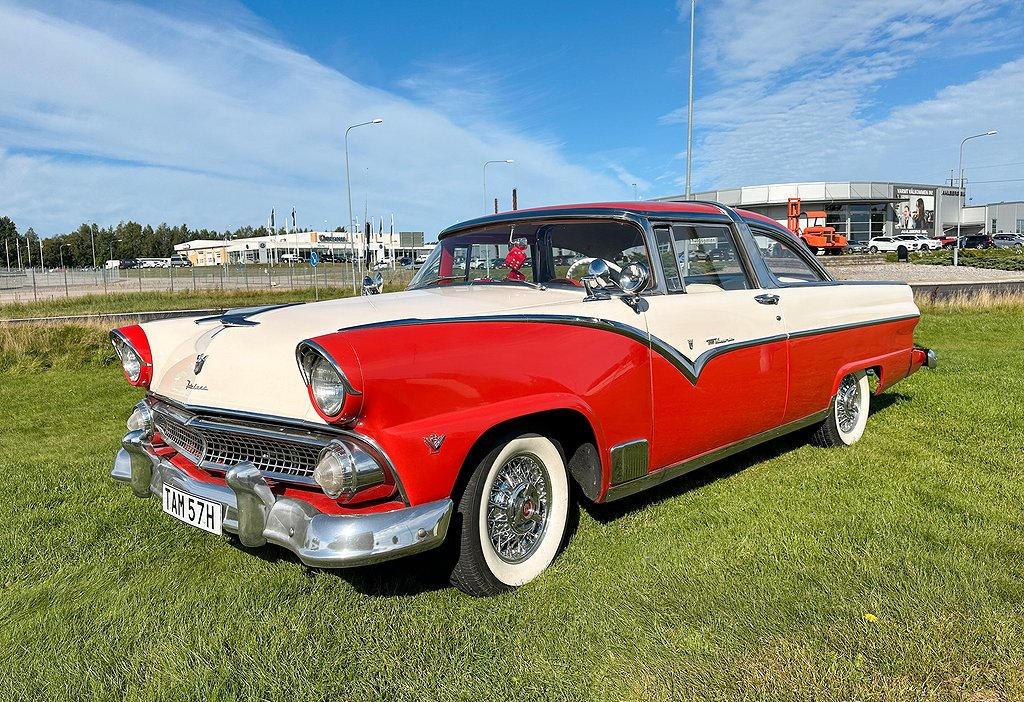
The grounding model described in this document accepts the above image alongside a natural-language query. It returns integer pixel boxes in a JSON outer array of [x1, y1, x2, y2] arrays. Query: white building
[[174, 230, 433, 267]]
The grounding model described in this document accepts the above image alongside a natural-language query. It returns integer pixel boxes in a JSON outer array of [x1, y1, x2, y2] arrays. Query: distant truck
[[787, 198, 847, 255]]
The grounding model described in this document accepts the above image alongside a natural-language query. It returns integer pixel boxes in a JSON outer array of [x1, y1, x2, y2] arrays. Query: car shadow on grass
[[584, 391, 909, 523], [233, 392, 910, 596]]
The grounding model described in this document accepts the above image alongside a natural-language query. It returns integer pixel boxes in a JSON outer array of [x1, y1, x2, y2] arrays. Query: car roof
[[438, 201, 793, 239]]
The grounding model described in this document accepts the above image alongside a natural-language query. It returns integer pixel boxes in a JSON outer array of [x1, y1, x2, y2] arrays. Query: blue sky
[[1, 0, 1022, 238]]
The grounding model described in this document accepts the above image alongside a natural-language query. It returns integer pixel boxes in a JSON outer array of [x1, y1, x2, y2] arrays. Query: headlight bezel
[[110, 327, 153, 387], [296, 340, 363, 424]]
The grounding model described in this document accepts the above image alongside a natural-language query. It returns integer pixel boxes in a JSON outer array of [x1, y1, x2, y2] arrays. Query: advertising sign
[[894, 185, 937, 237]]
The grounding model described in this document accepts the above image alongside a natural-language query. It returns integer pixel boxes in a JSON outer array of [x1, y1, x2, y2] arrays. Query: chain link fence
[[0, 263, 415, 304]]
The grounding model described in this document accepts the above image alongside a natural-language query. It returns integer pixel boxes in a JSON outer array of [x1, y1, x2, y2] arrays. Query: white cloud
[[664, 0, 1024, 202], [0, 1, 623, 237]]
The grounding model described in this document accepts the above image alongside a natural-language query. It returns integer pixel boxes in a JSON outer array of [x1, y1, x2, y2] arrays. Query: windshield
[[408, 219, 651, 290]]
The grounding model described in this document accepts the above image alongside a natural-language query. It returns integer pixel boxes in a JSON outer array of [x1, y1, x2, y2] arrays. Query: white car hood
[[142, 285, 586, 424]]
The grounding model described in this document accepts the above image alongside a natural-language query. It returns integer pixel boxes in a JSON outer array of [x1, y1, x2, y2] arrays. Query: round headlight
[[121, 346, 142, 383], [310, 357, 346, 417]]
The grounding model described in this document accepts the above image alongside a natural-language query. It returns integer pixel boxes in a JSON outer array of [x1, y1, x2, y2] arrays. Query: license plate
[[162, 485, 223, 535]]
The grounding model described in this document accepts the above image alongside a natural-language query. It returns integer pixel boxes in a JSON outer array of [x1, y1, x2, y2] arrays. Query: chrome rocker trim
[[112, 429, 453, 568]]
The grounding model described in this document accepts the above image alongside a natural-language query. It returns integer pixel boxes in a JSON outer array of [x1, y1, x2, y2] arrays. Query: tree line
[[0, 216, 339, 270]]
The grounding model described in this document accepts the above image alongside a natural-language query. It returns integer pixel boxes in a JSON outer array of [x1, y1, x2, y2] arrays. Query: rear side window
[[751, 228, 828, 284], [671, 223, 750, 292]]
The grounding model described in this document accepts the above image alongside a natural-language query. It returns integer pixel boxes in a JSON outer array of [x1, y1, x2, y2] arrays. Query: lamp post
[[87, 220, 97, 269], [59, 244, 69, 297], [483, 160, 513, 214], [685, 0, 695, 199], [954, 129, 997, 267], [632, 183, 638, 200], [346, 118, 383, 291]]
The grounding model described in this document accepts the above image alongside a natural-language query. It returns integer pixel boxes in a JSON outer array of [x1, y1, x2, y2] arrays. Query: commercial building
[[659, 181, 1022, 241], [174, 230, 432, 267]]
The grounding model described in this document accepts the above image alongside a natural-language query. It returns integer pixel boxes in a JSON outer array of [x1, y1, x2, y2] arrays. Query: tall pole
[[39, 238, 43, 270], [88, 221, 97, 269], [632, 183, 638, 200], [954, 130, 997, 267], [685, 0, 695, 199], [345, 118, 383, 292], [483, 160, 514, 214]]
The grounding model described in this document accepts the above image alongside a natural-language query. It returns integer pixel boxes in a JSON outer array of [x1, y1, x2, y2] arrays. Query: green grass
[[1, 305, 1023, 700], [0, 284, 404, 320]]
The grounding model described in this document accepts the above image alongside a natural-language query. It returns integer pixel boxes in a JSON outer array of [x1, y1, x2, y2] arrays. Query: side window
[[653, 226, 683, 292], [751, 229, 827, 284], [670, 223, 750, 292]]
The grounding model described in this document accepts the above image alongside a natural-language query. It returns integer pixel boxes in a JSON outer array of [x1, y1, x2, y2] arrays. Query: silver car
[[992, 232, 1024, 249]]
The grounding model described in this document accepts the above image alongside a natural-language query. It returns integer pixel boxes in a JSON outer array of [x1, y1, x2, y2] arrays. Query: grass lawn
[[1, 303, 1022, 700]]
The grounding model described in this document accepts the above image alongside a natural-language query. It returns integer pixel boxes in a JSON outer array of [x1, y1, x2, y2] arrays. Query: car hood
[[141, 285, 587, 423]]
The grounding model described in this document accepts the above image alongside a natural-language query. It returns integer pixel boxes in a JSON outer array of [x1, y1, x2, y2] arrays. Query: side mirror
[[581, 259, 612, 302], [619, 261, 650, 295], [361, 272, 383, 296]]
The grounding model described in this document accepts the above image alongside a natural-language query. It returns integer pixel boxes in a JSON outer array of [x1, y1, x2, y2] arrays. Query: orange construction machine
[[787, 198, 847, 255]]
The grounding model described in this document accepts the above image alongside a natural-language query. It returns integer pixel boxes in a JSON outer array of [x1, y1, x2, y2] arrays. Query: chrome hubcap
[[486, 453, 551, 563], [836, 374, 861, 434]]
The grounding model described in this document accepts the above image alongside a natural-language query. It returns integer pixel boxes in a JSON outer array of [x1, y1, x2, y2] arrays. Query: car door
[[643, 221, 788, 471]]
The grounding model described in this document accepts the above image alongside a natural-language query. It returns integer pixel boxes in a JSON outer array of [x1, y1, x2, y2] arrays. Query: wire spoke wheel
[[835, 374, 862, 434], [485, 453, 551, 564]]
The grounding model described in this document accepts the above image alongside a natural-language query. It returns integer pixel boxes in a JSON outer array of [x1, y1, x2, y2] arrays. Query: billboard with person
[[894, 186, 936, 237]]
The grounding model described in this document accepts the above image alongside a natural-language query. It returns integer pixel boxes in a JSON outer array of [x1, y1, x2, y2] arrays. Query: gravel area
[[828, 262, 1024, 284]]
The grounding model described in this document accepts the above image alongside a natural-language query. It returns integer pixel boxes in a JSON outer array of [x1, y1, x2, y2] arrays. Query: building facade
[[659, 181, 977, 242], [174, 230, 432, 267]]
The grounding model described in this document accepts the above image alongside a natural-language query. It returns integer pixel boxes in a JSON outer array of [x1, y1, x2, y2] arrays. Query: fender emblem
[[194, 353, 208, 375], [423, 434, 446, 454]]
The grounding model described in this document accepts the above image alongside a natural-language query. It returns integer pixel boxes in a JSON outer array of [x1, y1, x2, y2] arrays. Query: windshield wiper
[[498, 278, 546, 290]]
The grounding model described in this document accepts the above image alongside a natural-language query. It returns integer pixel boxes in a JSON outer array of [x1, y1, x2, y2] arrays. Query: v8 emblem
[[423, 434, 445, 454]]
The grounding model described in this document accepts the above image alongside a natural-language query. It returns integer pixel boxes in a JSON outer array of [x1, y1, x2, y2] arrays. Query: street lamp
[[59, 244, 69, 297], [685, 0, 695, 199], [483, 160, 513, 214], [87, 220, 97, 269], [346, 118, 383, 291], [954, 129, 997, 267]]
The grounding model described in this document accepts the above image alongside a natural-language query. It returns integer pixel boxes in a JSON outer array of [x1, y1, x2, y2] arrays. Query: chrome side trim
[[602, 409, 830, 502], [112, 438, 453, 568], [337, 312, 919, 387], [787, 314, 920, 341], [610, 440, 649, 485]]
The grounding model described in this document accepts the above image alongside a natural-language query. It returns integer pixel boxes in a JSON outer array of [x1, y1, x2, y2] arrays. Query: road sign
[[310, 251, 319, 267]]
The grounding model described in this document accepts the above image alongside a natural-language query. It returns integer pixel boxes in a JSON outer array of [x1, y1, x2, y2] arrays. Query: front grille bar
[[152, 403, 332, 484]]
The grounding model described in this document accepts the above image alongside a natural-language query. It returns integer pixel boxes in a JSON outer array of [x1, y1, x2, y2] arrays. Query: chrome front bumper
[[112, 429, 453, 568]]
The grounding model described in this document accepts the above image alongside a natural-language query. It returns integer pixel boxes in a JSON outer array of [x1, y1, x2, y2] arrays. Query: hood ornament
[[194, 353, 208, 375], [423, 434, 446, 454]]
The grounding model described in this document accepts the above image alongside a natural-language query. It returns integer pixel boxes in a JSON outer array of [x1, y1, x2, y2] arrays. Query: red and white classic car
[[110, 201, 936, 596]]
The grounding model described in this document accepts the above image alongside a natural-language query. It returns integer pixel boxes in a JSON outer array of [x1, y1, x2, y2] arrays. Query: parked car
[[169, 254, 192, 267], [895, 234, 937, 251], [954, 234, 994, 250], [109, 201, 935, 596], [866, 236, 907, 254], [281, 253, 306, 263], [844, 241, 869, 254], [398, 257, 414, 267], [992, 232, 1024, 249]]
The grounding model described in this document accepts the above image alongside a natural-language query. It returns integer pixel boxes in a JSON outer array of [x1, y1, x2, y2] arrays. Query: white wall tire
[[812, 370, 870, 447], [450, 434, 570, 596]]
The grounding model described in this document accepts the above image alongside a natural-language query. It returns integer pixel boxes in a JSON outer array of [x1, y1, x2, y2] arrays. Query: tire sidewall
[[834, 371, 870, 445], [473, 435, 569, 588]]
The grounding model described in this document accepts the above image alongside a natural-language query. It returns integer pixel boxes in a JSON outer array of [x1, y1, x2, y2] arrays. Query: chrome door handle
[[754, 293, 780, 305]]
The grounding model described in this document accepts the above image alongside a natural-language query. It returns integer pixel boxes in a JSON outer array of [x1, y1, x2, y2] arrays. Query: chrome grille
[[154, 406, 326, 479]]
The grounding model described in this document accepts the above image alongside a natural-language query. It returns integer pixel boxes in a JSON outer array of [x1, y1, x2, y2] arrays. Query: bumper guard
[[112, 430, 453, 568]]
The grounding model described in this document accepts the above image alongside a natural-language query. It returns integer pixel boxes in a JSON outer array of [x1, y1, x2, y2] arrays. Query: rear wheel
[[812, 370, 870, 447], [450, 434, 570, 596]]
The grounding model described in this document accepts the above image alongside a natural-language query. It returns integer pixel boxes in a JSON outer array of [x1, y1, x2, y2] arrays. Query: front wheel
[[450, 434, 570, 596], [812, 370, 870, 447], [869, 246, 879, 254]]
